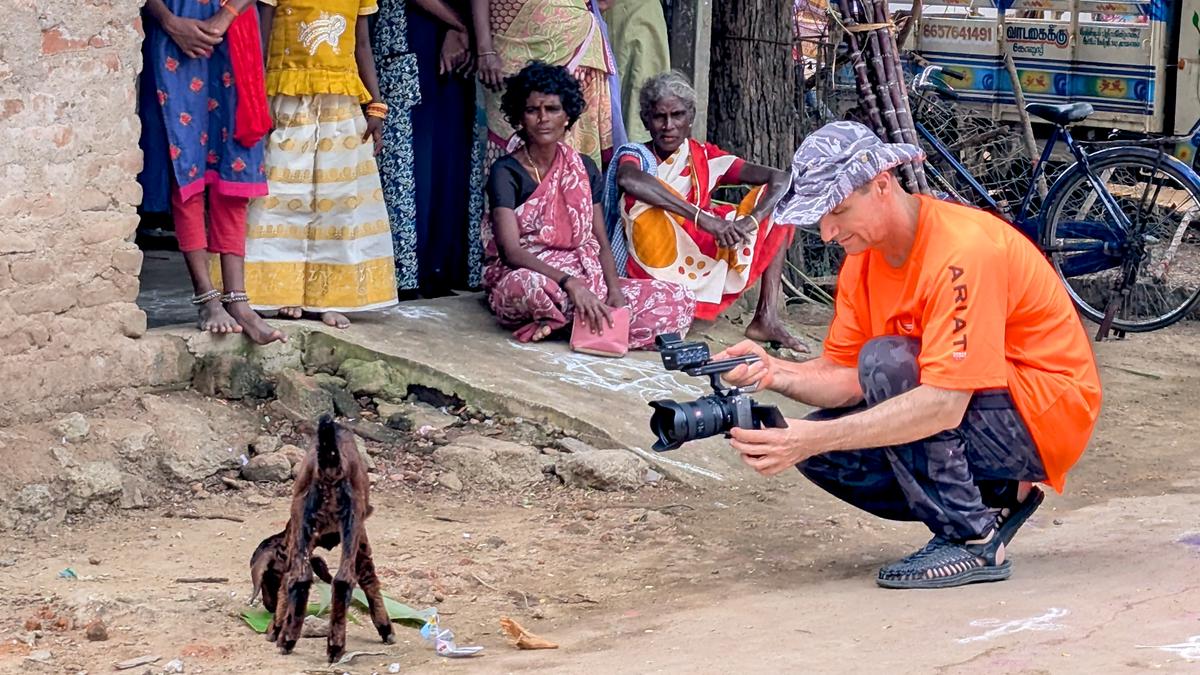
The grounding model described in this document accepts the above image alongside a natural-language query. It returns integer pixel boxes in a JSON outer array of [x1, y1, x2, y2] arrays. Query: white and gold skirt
[[241, 94, 398, 312]]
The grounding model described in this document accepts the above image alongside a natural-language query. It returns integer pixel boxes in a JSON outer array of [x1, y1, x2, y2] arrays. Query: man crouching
[[719, 121, 1102, 589]]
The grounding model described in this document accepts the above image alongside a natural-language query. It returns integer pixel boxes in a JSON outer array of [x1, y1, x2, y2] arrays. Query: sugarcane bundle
[[833, 0, 929, 194]]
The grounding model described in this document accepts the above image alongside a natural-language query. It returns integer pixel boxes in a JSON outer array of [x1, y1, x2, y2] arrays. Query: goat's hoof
[[381, 631, 396, 645], [278, 639, 296, 655], [327, 646, 345, 663]]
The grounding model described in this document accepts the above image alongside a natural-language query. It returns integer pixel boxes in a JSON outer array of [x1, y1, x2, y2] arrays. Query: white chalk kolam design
[[508, 341, 703, 403], [956, 607, 1069, 644], [1137, 635, 1200, 661]]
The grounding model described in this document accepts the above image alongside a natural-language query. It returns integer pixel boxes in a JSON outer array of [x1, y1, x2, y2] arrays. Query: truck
[[899, 0, 1200, 160]]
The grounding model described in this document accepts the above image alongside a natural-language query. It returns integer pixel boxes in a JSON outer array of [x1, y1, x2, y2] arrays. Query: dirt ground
[[1, 319, 1199, 674]]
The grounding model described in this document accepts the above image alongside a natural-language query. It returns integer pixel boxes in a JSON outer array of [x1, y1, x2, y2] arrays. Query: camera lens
[[648, 395, 734, 451]]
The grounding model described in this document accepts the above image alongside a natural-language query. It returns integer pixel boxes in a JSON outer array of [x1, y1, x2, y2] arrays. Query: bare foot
[[225, 301, 288, 345], [745, 316, 809, 353], [321, 311, 350, 329], [513, 322, 553, 343], [277, 306, 302, 319], [198, 299, 242, 335]]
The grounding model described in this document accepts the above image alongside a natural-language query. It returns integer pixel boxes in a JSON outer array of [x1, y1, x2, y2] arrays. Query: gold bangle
[[746, 213, 760, 229], [365, 101, 388, 119]]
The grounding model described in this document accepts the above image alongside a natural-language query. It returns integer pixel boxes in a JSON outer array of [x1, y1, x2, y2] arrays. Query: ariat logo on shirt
[[949, 264, 968, 360]]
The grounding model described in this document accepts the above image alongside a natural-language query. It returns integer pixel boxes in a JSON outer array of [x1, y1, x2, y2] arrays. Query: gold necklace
[[525, 147, 543, 183]]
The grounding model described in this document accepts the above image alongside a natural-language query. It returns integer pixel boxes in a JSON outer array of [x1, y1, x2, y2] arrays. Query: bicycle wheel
[[1041, 148, 1200, 332]]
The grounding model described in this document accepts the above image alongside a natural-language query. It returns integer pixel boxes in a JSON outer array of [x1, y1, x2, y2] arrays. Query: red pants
[[171, 187, 249, 257]]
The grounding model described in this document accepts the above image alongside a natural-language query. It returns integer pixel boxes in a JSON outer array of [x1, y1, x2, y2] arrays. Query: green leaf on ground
[[239, 582, 433, 633], [350, 588, 435, 629]]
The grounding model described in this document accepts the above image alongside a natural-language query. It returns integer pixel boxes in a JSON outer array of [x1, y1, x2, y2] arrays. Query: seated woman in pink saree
[[483, 62, 695, 347]]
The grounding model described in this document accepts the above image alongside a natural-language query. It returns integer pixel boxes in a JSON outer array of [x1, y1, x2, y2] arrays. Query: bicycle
[[909, 64, 1200, 340]]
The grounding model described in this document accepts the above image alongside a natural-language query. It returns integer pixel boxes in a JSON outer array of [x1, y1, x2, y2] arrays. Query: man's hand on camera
[[713, 340, 775, 391], [729, 419, 820, 476]]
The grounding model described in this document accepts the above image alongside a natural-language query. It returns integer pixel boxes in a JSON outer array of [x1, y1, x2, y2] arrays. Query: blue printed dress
[[370, 0, 485, 294], [137, 0, 267, 212], [368, 3, 420, 290]]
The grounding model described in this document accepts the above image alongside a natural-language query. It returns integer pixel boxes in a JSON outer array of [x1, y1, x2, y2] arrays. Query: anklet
[[191, 289, 221, 305], [220, 291, 250, 305]]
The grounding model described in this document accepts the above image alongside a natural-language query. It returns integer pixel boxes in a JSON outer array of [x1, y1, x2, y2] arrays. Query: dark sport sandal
[[876, 533, 1011, 589], [996, 486, 1045, 546]]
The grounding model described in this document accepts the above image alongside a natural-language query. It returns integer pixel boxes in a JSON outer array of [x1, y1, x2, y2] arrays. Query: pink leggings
[[171, 187, 248, 257]]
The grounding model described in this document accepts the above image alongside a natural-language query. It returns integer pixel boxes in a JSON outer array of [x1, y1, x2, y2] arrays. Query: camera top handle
[[683, 355, 762, 395]]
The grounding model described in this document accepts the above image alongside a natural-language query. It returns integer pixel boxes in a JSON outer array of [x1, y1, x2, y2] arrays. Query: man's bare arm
[[768, 355, 863, 410], [810, 384, 971, 453]]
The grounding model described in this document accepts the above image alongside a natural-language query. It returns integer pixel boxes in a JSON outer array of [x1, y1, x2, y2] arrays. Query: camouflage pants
[[798, 336, 1047, 541]]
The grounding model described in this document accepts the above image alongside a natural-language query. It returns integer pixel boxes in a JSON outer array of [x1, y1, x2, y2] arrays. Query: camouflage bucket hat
[[772, 121, 925, 231]]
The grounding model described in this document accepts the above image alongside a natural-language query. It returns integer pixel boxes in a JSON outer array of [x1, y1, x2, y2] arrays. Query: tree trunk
[[708, 0, 796, 168]]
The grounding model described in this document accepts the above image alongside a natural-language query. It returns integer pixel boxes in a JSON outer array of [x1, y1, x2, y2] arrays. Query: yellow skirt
[[236, 94, 398, 312]]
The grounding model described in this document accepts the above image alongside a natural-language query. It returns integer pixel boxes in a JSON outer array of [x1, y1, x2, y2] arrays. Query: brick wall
[[0, 0, 193, 425]]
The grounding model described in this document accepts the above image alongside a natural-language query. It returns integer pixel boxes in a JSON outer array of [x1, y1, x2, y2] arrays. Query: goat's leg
[[354, 535, 395, 644], [260, 568, 283, 640], [327, 485, 364, 663], [311, 555, 333, 584], [267, 564, 292, 644], [276, 562, 313, 654], [278, 492, 321, 654]]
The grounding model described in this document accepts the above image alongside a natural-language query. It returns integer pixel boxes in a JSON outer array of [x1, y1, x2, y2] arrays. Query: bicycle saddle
[[1025, 102, 1094, 126]]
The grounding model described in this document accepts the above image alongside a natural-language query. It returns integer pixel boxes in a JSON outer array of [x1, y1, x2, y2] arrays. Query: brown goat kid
[[249, 414, 393, 662]]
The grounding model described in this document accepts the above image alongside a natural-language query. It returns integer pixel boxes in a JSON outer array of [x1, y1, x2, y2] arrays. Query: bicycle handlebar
[[911, 64, 960, 101], [940, 67, 966, 81]]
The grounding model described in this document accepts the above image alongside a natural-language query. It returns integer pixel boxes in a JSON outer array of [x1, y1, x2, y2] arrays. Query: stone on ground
[[338, 359, 406, 401], [241, 453, 293, 483], [274, 370, 334, 421], [354, 437, 377, 472], [438, 471, 463, 492], [375, 400, 406, 420], [555, 449, 648, 491], [278, 444, 307, 470], [314, 373, 361, 417], [432, 435, 543, 489], [311, 373, 347, 390], [302, 616, 330, 638], [376, 400, 457, 433], [136, 395, 243, 481], [251, 435, 281, 456], [408, 403, 458, 432], [65, 462, 123, 512], [556, 437, 599, 454], [52, 412, 90, 443], [192, 353, 272, 400]]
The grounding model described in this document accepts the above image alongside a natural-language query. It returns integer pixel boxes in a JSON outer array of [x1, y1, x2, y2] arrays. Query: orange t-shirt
[[823, 195, 1102, 492]]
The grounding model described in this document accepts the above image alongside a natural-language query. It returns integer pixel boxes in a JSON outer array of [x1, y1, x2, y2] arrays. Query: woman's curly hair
[[500, 61, 588, 136]]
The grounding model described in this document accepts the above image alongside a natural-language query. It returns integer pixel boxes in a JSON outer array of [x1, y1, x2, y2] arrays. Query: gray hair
[[638, 71, 698, 123]]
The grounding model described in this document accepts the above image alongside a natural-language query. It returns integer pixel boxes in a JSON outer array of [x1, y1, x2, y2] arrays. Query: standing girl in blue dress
[[137, 0, 285, 344]]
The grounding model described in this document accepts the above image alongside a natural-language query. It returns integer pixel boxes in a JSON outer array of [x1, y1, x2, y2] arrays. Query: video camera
[[648, 333, 786, 452]]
